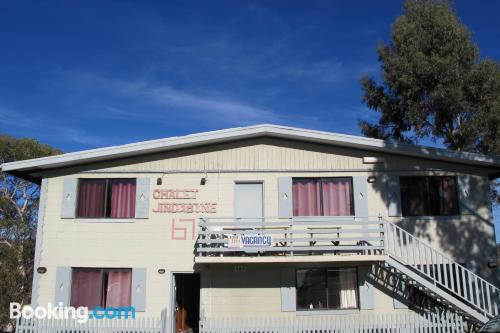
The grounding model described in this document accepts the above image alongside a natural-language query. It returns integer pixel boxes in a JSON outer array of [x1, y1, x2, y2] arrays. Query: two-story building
[[2, 124, 499, 333]]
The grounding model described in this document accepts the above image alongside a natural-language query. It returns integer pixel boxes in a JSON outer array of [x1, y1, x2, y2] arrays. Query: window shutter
[[353, 176, 368, 218], [54, 267, 72, 306], [61, 178, 78, 219], [131, 268, 147, 311], [278, 177, 293, 217], [458, 175, 472, 215], [357, 265, 374, 310], [135, 178, 150, 219], [387, 175, 402, 217], [393, 280, 408, 309], [280, 267, 296, 312]]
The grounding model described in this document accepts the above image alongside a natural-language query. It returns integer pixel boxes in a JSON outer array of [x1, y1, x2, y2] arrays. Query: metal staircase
[[383, 219, 500, 324]]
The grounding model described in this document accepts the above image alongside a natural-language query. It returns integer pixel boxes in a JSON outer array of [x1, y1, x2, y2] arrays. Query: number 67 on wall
[[171, 218, 196, 240]]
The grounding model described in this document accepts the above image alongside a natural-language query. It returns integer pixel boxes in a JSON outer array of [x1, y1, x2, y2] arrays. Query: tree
[[359, 0, 500, 201], [0, 135, 60, 330]]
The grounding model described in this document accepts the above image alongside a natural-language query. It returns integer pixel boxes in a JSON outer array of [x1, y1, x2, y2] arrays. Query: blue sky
[[0, 1, 499, 240]]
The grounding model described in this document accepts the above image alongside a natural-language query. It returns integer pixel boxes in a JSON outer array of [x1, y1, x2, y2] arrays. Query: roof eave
[[2, 125, 500, 182]]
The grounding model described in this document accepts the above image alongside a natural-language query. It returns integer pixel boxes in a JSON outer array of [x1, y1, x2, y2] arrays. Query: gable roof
[[2, 124, 500, 182]]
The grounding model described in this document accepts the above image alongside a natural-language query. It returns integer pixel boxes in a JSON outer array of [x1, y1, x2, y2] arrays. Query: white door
[[235, 183, 263, 220]]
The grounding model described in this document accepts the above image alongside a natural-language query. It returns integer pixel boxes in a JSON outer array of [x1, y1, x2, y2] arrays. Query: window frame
[[295, 267, 359, 311], [76, 178, 137, 219], [70, 267, 132, 309], [399, 176, 460, 217], [292, 177, 355, 217]]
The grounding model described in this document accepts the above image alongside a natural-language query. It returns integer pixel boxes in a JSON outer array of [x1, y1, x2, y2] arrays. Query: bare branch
[[0, 239, 13, 248]]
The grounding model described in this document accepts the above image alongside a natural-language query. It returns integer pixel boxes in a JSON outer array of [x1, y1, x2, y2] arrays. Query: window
[[292, 178, 354, 216], [400, 176, 459, 217], [296, 268, 358, 311], [71, 268, 132, 308], [77, 179, 136, 218]]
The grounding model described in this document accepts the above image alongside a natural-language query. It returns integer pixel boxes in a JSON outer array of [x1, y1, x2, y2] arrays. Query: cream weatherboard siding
[[44, 138, 489, 174], [200, 263, 407, 318], [32, 138, 497, 318]]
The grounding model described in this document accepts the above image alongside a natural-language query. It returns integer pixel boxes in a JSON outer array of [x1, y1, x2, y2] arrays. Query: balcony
[[195, 216, 387, 263]]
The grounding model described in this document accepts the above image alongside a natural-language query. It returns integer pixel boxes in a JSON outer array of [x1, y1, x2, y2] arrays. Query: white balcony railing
[[196, 216, 385, 257]]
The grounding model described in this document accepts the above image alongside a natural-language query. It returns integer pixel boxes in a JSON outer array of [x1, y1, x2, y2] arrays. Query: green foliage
[[0, 135, 60, 329], [360, 0, 500, 155]]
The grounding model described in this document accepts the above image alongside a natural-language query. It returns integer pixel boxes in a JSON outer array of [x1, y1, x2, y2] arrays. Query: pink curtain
[[321, 178, 353, 216], [110, 180, 136, 218], [293, 179, 321, 216], [77, 180, 106, 218], [440, 177, 457, 215], [71, 269, 103, 308], [105, 270, 132, 307]]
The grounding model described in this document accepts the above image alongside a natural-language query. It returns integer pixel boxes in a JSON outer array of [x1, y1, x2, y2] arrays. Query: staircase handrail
[[383, 218, 500, 319]]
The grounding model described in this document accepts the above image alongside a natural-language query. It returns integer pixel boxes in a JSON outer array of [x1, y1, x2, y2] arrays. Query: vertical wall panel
[[278, 177, 293, 217], [393, 279, 408, 309], [353, 176, 368, 218], [387, 175, 402, 217], [458, 175, 472, 215], [135, 178, 150, 219], [54, 267, 71, 306], [61, 178, 77, 219], [358, 265, 374, 310], [280, 268, 296, 312], [132, 268, 147, 311]]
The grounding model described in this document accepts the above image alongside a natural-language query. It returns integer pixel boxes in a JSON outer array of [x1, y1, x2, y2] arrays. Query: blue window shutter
[[280, 268, 296, 312], [393, 280, 409, 309], [353, 176, 368, 218], [132, 268, 147, 311], [135, 178, 150, 219], [278, 177, 293, 217], [387, 175, 402, 217], [54, 267, 72, 306], [61, 178, 77, 218], [357, 265, 374, 310], [458, 175, 472, 215]]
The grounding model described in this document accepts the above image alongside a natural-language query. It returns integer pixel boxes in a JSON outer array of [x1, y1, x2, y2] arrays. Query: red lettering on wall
[[153, 189, 199, 200], [153, 202, 217, 213], [171, 218, 196, 240]]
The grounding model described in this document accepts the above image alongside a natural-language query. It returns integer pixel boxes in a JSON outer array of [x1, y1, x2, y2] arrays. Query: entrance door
[[173, 273, 200, 333], [234, 182, 263, 220]]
